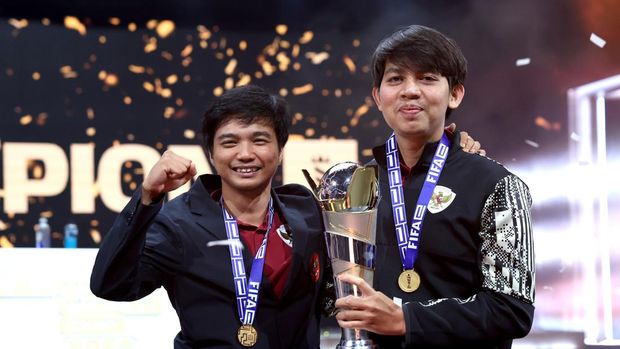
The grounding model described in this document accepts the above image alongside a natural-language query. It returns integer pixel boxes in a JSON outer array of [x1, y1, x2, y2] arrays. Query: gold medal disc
[[398, 269, 420, 293], [237, 324, 258, 347]]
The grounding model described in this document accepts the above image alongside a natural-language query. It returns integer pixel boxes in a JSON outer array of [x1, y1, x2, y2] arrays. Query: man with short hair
[[335, 25, 535, 349], [91, 85, 329, 349]]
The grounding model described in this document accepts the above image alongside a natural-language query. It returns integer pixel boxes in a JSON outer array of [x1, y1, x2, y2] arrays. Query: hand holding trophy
[[303, 162, 379, 349]]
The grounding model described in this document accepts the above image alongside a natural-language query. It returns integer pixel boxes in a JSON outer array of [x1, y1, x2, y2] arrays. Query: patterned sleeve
[[479, 174, 535, 303]]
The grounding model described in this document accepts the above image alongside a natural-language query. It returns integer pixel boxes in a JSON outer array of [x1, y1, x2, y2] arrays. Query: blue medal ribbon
[[221, 197, 275, 325], [386, 133, 450, 270]]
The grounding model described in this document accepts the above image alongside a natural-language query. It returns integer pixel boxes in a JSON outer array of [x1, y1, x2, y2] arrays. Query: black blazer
[[90, 174, 329, 349]]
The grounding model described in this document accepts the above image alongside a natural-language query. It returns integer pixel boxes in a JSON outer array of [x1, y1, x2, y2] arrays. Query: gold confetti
[[176, 98, 184, 106], [292, 84, 313, 95], [184, 129, 196, 139], [293, 62, 301, 70], [127, 133, 135, 141], [305, 128, 315, 137], [354, 105, 369, 118], [299, 31, 314, 44], [535, 116, 561, 131], [128, 22, 137, 32], [362, 149, 373, 156], [292, 44, 300, 58], [90, 229, 101, 244], [166, 74, 178, 85], [9, 18, 28, 29], [36, 113, 48, 126], [33, 164, 43, 179], [261, 61, 276, 76], [123, 173, 132, 183], [197, 25, 212, 40], [32, 71, 41, 80], [128, 65, 146, 74], [280, 40, 290, 49], [87, 107, 95, 119], [20, 114, 32, 125], [226, 48, 234, 57], [41, 18, 50, 26], [343, 55, 356, 73], [305, 51, 329, 64], [279, 88, 288, 97], [146, 19, 157, 30], [109, 17, 121, 26], [0, 220, 8, 231], [143, 81, 155, 92], [164, 107, 175, 119], [0, 236, 13, 248], [129, 182, 137, 190], [275, 24, 288, 35], [276, 52, 290, 71], [104, 73, 119, 86], [97, 35, 106, 44], [213, 86, 224, 96], [183, 74, 191, 82], [156, 20, 175, 38], [224, 77, 234, 90], [182, 57, 192, 67], [224, 59, 238, 76], [64, 16, 87, 36], [161, 51, 173, 61], [353, 39, 360, 47], [60, 65, 78, 79], [341, 126, 349, 133], [123, 96, 132, 104], [239, 40, 248, 50], [181, 44, 193, 57], [334, 89, 342, 98], [236, 74, 251, 87], [145, 37, 158, 53], [86, 127, 96, 136], [160, 88, 172, 98]]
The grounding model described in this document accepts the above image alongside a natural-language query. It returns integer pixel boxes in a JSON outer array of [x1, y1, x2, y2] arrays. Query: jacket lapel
[[274, 192, 316, 299]]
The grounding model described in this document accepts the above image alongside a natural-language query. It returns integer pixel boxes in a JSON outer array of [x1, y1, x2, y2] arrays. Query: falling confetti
[[516, 58, 531, 66], [156, 20, 176, 38], [292, 84, 314, 95], [64, 16, 86, 36], [570, 132, 581, 142], [524, 139, 539, 148], [590, 33, 606, 48], [9, 18, 28, 29]]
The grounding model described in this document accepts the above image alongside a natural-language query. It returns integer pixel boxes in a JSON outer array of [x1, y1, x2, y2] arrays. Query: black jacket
[[369, 132, 535, 349], [90, 174, 329, 349]]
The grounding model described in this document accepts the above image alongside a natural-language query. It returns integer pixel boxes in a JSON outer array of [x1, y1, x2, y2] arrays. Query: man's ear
[[371, 87, 383, 112], [448, 84, 465, 109]]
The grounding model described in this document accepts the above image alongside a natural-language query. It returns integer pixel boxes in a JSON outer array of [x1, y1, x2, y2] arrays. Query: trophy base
[[336, 339, 377, 349]]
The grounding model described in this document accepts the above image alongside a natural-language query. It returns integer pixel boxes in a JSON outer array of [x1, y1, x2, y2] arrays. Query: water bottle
[[64, 223, 79, 248], [35, 217, 51, 248]]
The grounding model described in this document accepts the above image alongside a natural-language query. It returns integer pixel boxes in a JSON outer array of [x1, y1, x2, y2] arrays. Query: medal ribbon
[[386, 133, 450, 270], [221, 197, 274, 326]]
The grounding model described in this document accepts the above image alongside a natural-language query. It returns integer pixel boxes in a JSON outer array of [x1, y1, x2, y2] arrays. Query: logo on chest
[[427, 185, 456, 214], [276, 224, 293, 247], [310, 252, 320, 283]]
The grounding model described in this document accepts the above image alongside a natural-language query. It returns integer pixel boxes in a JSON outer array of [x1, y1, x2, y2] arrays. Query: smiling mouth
[[233, 167, 260, 173]]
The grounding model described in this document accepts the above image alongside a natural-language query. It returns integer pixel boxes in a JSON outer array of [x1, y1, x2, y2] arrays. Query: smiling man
[[334, 25, 536, 349], [90, 85, 330, 349]]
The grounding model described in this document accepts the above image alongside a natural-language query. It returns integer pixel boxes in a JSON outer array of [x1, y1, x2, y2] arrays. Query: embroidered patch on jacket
[[276, 224, 293, 247], [310, 252, 320, 283], [427, 185, 456, 214]]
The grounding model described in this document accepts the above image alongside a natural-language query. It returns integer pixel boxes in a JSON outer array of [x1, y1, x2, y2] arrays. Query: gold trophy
[[303, 162, 379, 349]]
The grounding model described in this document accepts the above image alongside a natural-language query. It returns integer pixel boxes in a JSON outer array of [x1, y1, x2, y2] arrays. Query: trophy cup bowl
[[304, 162, 379, 349]]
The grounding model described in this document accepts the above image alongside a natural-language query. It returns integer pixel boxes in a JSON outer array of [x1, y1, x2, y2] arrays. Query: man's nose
[[400, 79, 421, 98]]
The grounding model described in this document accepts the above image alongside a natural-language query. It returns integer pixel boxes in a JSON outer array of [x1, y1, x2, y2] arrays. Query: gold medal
[[237, 324, 258, 347], [398, 269, 420, 293]]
